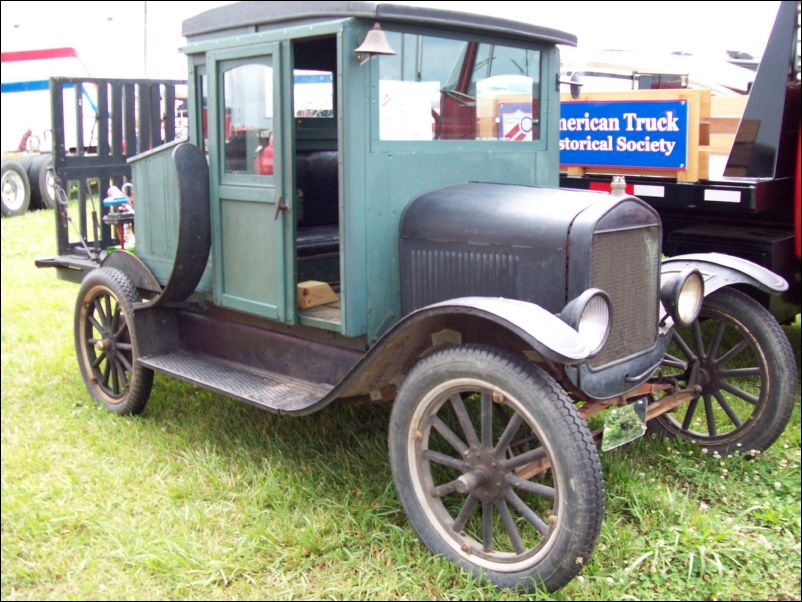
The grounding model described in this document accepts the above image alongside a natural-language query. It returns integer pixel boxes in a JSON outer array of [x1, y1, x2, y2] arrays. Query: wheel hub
[[93, 326, 117, 352], [2, 172, 24, 208], [697, 357, 720, 393], [463, 447, 507, 502]]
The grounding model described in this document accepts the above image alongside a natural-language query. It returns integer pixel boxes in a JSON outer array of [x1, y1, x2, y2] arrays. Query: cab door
[[208, 43, 291, 320]]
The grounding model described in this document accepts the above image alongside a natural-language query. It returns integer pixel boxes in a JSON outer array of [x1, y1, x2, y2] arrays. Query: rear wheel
[[74, 267, 153, 415], [389, 345, 604, 592], [654, 287, 797, 455]]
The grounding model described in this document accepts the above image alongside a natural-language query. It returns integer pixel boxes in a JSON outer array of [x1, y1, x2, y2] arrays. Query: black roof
[[182, 1, 577, 47]]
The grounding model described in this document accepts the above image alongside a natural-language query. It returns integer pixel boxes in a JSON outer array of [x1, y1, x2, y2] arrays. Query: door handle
[[273, 195, 288, 220]]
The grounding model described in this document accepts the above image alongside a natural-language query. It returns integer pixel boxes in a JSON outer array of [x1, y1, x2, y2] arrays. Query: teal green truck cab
[[40, 2, 797, 592], [143, 3, 565, 341]]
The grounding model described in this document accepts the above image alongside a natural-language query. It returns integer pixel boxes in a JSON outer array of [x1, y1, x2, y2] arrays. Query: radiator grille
[[590, 227, 659, 368], [406, 247, 519, 310]]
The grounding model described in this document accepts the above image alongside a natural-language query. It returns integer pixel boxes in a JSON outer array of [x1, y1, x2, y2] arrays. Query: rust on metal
[[518, 385, 696, 477], [515, 456, 551, 480], [644, 389, 697, 421], [579, 381, 674, 420]]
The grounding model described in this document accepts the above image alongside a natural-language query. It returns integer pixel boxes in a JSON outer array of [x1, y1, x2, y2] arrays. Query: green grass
[[2, 208, 800, 600]]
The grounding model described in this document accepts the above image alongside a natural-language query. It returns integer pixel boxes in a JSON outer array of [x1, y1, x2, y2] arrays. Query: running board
[[139, 350, 333, 414]]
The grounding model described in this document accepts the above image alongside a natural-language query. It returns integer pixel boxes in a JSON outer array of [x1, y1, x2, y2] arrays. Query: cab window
[[378, 33, 541, 142]]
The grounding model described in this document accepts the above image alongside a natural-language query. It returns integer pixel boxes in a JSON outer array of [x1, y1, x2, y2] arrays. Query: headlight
[[560, 289, 611, 356], [660, 269, 704, 327], [677, 271, 704, 324]]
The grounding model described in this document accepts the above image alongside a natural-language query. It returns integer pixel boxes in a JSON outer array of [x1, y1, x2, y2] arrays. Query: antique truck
[[37, 2, 797, 592]]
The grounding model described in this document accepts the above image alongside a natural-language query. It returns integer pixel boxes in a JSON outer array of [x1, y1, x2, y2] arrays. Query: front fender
[[330, 297, 590, 404], [427, 297, 591, 363], [661, 252, 788, 297]]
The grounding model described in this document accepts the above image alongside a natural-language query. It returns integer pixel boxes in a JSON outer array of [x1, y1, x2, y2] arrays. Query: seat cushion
[[297, 224, 339, 256], [296, 150, 338, 227]]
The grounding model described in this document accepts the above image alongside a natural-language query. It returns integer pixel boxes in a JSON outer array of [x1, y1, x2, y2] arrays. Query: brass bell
[[355, 23, 397, 64]]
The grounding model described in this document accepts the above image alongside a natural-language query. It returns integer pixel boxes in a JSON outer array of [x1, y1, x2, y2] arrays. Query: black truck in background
[[561, 0, 801, 322]]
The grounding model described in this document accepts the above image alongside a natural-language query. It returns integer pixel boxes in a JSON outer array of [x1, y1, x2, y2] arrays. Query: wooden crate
[[708, 95, 748, 155]]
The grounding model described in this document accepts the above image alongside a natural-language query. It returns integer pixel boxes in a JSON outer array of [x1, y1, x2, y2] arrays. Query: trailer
[[36, 1, 797, 593], [0, 47, 96, 215], [0, 46, 188, 218], [559, 0, 801, 323]]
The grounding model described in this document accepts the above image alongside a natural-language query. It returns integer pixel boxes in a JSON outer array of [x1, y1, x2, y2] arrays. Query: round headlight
[[578, 293, 611, 355], [661, 268, 705, 327], [560, 289, 611, 356], [677, 271, 704, 325]]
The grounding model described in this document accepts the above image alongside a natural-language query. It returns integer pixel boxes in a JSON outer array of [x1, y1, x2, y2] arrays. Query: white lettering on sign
[[558, 112, 620, 132], [559, 100, 687, 169], [560, 135, 676, 157], [621, 112, 680, 132], [558, 111, 681, 133], [616, 136, 676, 156]]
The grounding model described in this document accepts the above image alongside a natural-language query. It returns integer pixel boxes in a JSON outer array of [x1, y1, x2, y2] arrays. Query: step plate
[[140, 350, 333, 414]]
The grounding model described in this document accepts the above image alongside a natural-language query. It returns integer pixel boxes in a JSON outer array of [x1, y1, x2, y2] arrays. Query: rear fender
[[101, 250, 161, 294]]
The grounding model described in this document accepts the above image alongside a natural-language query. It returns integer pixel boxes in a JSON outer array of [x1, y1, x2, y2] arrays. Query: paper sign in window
[[379, 80, 440, 141]]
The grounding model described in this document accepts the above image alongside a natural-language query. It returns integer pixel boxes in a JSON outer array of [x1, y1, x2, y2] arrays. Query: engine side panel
[[400, 183, 608, 315]]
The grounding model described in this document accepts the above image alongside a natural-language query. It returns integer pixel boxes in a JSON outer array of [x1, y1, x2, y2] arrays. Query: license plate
[[601, 397, 648, 452]]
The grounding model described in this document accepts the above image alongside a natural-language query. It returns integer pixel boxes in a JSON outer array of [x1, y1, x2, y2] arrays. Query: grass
[[2, 207, 800, 600]]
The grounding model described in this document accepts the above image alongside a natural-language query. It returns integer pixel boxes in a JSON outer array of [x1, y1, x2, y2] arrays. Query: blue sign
[[559, 100, 688, 170]]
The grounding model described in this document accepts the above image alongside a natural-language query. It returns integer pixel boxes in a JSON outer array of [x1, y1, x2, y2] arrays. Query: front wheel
[[74, 267, 153, 415], [654, 287, 797, 455], [389, 345, 604, 592]]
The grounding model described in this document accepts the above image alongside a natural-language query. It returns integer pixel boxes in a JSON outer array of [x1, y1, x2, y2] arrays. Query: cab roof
[[182, 1, 577, 47]]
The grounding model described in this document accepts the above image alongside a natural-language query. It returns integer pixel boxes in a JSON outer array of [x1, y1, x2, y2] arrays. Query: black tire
[[389, 345, 604, 592], [28, 154, 57, 210], [1, 159, 31, 216], [18, 154, 35, 172], [654, 287, 797, 455], [18, 155, 37, 208], [74, 267, 153, 415]]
